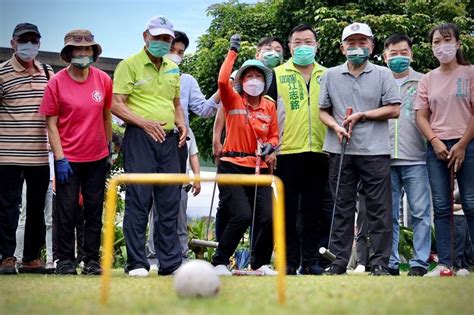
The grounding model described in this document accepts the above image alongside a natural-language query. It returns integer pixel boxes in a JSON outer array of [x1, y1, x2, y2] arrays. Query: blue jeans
[[427, 139, 474, 267], [389, 165, 431, 269]]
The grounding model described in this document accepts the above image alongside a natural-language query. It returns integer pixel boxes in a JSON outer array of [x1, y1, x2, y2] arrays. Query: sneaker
[[214, 264, 232, 276], [82, 260, 102, 275], [424, 265, 452, 277], [408, 266, 427, 277], [0, 257, 17, 275], [19, 258, 50, 274], [456, 268, 470, 277], [353, 264, 366, 274], [128, 268, 149, 277], [55, 260, 77, 275], [387, 267, 400, 276], [286, 265, 298, 275], [324, 264, 346, 275], [369, 265, 390, 276], [256, 265, 278, 276], [45, 260, 55, 272], [299, 263, 324, 275]]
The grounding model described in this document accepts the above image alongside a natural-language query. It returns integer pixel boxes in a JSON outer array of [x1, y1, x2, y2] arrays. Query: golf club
[[320, 107, 353, 262], [189, 181, 219, 248]]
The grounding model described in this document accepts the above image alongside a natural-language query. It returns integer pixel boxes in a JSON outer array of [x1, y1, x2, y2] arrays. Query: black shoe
[[0, 257, 18, 275], [56, 260, 77, 275], [82, 260, 102, 275], [299, 263, 324, 275], [286, 265, 298, 275], [324, 264, 346, 275], [408, 266, 427, 277], [387, 267, 400, 276], [370, 265, 390, 276]]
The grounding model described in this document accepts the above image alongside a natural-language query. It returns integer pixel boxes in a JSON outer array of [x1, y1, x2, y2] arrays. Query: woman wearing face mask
[[39, 29, 112, 275], [415, 23, 474, 277], [211, 35, 279, 276]]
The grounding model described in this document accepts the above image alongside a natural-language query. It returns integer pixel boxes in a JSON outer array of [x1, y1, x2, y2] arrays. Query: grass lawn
[[1, 270, 473, 315]]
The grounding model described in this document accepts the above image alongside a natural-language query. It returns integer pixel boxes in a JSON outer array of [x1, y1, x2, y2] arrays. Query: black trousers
[[275, 152, 332, 268], [212, 161, 273, 269], [122, 126, 181, 275], [55, 158, 107, 263], [0, 165, 49, 262], [328, 154, 392, 268]]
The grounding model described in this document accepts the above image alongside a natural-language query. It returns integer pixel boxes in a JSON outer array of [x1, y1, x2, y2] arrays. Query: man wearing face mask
[[112, 16, 187, 277], [266, 24, 332, 275], [383, 34, 431, 277], [145, 30, 221, 264], [0, 23, 53, 275], [319, 22, 401, 275]]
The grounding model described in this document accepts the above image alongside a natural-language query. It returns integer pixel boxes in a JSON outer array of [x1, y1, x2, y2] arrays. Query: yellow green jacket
[[271, 58, 327, 154]]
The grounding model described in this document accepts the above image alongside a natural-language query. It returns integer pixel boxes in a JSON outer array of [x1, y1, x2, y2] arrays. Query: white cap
[[145, 16, 175, 38], [341, 22, 373, 41]]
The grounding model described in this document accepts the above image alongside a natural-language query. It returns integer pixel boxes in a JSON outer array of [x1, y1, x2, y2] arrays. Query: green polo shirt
[[113, 48, 180, 129]]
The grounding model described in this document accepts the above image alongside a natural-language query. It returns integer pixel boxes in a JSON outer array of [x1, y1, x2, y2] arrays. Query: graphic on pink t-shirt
[[40, 67, 112, 162], [415, 65, 473, 140]]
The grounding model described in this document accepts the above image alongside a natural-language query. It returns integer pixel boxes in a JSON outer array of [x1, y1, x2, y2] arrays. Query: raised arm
[[218, 35, 241, 110]]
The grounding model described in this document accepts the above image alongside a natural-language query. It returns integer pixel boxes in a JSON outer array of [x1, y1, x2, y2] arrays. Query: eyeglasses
[[291, 40, 316, 47], [72, 34, 94, 43], [16, 37, 40, 44]]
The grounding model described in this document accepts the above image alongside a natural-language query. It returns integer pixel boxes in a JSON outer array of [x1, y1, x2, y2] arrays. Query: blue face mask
[[71, 56, 94, 69], [147, 40, 171, 58], [346, 47, 370, 66], [387, 56, 411, 73], [16, 42, 39, 62], [293, 45, 316, 66]]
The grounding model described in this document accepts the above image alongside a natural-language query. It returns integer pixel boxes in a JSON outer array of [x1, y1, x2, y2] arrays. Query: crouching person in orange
[[212, 35, 279, 276]]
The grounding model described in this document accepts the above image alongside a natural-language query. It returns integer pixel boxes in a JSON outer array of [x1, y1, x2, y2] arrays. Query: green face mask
[[262, 51, 283, 68], [387, 56, 411, 73], [293, 45, 316, 66], [71, 56, 93, 69], [147, 40, 171, 58], [346, 47, 370, 66]]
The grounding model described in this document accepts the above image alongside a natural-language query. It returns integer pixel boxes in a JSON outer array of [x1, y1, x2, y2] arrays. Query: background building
[[0, 47, 120, 76]]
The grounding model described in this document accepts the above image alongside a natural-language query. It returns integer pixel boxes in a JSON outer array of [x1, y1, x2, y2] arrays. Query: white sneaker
[[456, 268, 470, 277], [45, 260, 55, 270], [256, 265, 278, 276], [128, 268, 149, 277], [214, 264, 232, 276], [424, 265, 452, 277], [353, 264, 366, 274]]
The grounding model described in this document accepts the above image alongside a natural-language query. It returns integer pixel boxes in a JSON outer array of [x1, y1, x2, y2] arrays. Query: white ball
[[173, 260, 220, 298]]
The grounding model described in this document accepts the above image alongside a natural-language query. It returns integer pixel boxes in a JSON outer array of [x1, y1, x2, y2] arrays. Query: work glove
[[230, 34, 241, 52], [260, 143, 275, 159], [56, 158, 73, 184]]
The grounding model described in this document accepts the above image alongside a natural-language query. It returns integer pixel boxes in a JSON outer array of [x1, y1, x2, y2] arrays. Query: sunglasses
[[16, 37, 40, 44], [72, 34, 94, 43]]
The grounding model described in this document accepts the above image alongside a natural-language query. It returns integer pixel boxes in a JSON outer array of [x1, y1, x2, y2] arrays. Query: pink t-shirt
[[40, 66, 112, 162], [414, 65, 474, 140]]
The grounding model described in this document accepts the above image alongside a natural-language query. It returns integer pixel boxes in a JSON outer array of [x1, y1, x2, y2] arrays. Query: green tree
[[182, 0, 473, 161]]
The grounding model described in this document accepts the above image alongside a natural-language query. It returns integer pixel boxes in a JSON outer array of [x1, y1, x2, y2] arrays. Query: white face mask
[[16, 42, 39, 62], [243, 78, 265, 96], [166, 53, 182, 65], [432, 43, 457, 64]]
